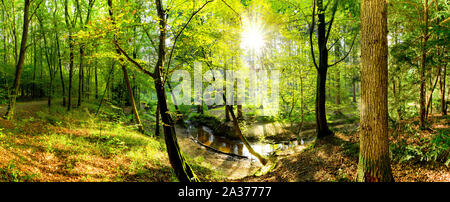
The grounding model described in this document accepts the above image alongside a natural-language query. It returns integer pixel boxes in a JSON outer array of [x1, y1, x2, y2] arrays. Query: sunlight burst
[[241, 19, 266, 54]]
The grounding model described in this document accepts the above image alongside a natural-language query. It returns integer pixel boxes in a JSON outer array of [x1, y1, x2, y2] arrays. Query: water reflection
[[191, 126, 310, 159]]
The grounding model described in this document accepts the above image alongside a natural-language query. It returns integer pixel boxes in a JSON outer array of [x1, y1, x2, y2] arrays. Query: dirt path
[[0, 99, 50, 119]]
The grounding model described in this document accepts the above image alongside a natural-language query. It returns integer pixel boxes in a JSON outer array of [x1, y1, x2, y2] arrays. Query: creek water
[[184, 125, 313, 160]]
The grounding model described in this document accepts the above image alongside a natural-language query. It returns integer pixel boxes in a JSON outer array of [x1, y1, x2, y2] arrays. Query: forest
[[0, 0, 448, 183]]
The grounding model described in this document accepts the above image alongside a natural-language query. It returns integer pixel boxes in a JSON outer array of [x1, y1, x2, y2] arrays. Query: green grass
[[0, 161, 39, 182], [0, 101, 224, 182]]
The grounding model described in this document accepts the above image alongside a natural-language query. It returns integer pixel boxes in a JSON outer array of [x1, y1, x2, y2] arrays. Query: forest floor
[[0, 100, 448, 182], [0, 100, 225, 182], [237, 114, 450, 182]]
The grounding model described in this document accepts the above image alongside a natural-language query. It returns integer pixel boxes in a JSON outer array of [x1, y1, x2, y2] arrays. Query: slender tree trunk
[[155, 103, 160, 137], [419, 0, 429, 128], [154, 0, 199, 181], [106, 0, 144, 134], [95, 64, 98, 100], [121, 64, 144, 133], [78, 48, 84, 107], [198, 104, 204, 114], [64, 0, 74, 111], [227, 103, 268, 164], [335, 69, 341, 114], [315, 0, 333, 138], [440, 65, 447, 115], [67, 38, 74, 110], [237, 105, 243, 120], [357, 0, 394, 182], [32, 25, 37, 99], [225, 105, 230, 122], [426, 70, 440, 117], [56, 32, 66, 106], [352, 80, 356, 103], [334, 40, 342, 114], [37, 15, 54, 108], [4, 0, 31, 120]]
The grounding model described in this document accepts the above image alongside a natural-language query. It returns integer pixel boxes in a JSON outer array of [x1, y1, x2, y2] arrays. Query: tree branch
[[115, 41, 155, 78], [325, 0, 338, 44], [310, 0, 319, 70], [165, 0, 214, 77], [329, 30, 358, 68]]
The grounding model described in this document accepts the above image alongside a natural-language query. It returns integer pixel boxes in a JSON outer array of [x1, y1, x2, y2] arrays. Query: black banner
[[0, 182, 447, 201]]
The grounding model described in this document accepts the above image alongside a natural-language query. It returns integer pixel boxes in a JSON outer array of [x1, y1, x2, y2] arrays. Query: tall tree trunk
[[358, 0, 394, 182], [426, 70, 440, 117], [78, 48, 84, 107], [227, 104, 268, 165], [335, 69, 341, 114], [197, 104, 204, 114], [237, 105, 243, 120], [56, 32, 66, 106], [32, 25, 37, 99], [154, 0, 199, 181], [314, 0, 333, 138], [37, 15, 54, 108], [315, 67, 332, 138], [440, 65, 447, 115], [87, 62, 91, 100], [225, 105, 231, 122], [334, 40, 342, 114], [4, 0, 31, 120], [155, 103, 160, 137], [106, 0, 144, 134], [121, 64, 144, 133], [95, 64, 98, 100], [397, 79, 403, 120], [419, 0, 429, 128], [64, 0, 74, 111], [352, 80, 356, 103], [67, 37, 74, 110]]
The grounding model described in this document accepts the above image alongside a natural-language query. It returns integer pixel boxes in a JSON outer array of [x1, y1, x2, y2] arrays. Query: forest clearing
[[0, 0, 449, 183]]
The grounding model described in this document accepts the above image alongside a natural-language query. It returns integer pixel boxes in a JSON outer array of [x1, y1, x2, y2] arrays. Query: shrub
[[390, 130, 450, 166]]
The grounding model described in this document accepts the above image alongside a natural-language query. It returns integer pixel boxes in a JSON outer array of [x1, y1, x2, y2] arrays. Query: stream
[[182, 124, 314, 160]]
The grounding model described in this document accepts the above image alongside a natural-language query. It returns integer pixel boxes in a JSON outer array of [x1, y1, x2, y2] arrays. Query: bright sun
[[241, 21, 266, 54]]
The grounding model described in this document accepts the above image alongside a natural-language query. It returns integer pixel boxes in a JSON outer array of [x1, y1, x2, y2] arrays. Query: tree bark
[[426, 70, 440, 117], [225, 105, 231, 122], [352, 80, 356, 103], [95, 64, 98, 100], [313, 0, 333, 138], [357, 0, 394, 182], [78, 48, 84, 107], [154, 0, 199, 181], [56, 31, 66, 106], [121, 64, 144, 133], [419, 0, 429, 128], [440, 65, 447, 115], [64, 0, 74, 111], [4, 0, 31, 120], [155, 103, 160, 137], [237, 105, 243, 120]]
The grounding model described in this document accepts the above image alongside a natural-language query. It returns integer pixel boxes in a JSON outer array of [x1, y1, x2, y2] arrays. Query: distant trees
[[358, 0, 393, 182], [389, 0, 448, 125]]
